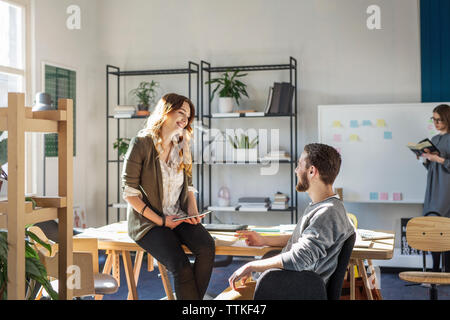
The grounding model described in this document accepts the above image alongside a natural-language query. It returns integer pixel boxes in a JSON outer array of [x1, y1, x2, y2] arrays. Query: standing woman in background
[[422, 104, 450, 272], [122, 93, 215, 300]]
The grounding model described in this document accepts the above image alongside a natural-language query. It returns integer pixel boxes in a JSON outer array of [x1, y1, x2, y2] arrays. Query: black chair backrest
[[326, 232, 356, 300]]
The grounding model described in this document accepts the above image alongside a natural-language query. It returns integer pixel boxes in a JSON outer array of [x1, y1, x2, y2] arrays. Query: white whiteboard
[[318, 103, 445, 203]]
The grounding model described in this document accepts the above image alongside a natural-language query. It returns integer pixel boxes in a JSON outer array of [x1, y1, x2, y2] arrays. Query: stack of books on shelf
[[271, 192, 289, 210], [260, 150, 291, 162], [265, 82, 294, 115], [238, 197, 271, 212], [113, 105, 136, 118]]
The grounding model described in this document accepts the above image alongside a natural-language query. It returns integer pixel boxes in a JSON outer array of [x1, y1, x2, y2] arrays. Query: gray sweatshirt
[[280, 195, 355, 284]]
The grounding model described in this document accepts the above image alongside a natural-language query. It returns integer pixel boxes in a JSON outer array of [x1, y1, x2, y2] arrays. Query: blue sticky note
[[350, 120, 358, 128], [384, 131, 392, 139], [370, 192, 379, 200], [362, 120, 372, 126]]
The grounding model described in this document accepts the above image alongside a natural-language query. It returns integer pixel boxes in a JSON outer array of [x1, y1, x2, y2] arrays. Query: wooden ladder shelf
[[1, 93, 73, 300]]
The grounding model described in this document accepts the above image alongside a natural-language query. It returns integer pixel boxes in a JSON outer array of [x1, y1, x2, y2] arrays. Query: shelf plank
[[32, 110, 67, 121], [25, 207, 58, 225], [32, 196, 67, 208], [25, 118, 58, 133], [0, 200, 33, 214]]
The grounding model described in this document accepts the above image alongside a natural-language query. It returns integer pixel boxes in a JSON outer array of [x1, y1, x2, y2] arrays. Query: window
[[0, 0, 27, 106], [0, 0, 33, 193]]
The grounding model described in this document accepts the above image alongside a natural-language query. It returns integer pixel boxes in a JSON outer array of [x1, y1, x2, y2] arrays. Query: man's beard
[[296, 170, 309, 192]]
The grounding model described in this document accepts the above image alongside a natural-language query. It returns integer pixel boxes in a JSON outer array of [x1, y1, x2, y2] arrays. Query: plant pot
[[137, 103, 149, 112], [233, 148, 258, 163], [218, 97, 234, 113]]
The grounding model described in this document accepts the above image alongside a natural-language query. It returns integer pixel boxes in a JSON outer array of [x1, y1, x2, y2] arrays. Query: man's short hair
[[304, 143, 341, 185]]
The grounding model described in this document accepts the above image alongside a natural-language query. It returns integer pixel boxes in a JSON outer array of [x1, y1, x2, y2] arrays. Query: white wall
[[34, 0, 423, 265], [33, 0, 103, 228]]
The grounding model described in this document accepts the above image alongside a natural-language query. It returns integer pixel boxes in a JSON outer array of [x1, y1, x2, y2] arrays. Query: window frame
[[0, 0, 34, 193]]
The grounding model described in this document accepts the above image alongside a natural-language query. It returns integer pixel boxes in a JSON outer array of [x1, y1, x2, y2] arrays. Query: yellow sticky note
[[332, 120, 342, 128], [349, 134, 359, 142], [376, 119, 386, 127]]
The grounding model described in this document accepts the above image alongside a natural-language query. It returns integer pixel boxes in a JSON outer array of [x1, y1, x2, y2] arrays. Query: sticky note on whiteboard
[[332, 120, 342, 128], [384, 131, 393, 139], [349, 134, 359, 142], [362, 120, 372, 126], [350, 120, 358, 128], [377, 119, 386, 127], [393, 192, 403, 201], [379, 192, 389, 200], [333, 134, 342, 142], [370, 192, 379, 200]]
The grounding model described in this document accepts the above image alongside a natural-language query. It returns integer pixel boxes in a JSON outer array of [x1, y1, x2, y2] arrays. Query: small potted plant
[[129, 80, 159, 116], [113, 138, 131, 159], [227, 133, 258, 162], [205, 70, 249, 113]]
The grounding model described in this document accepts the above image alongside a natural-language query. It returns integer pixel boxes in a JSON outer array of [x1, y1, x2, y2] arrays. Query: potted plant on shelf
[[113, 138, 131, 159], [227, 133, 258, 162], [205, 70, 249, 113], [0, 227, 59, 300], [129, 80, 159, 116]]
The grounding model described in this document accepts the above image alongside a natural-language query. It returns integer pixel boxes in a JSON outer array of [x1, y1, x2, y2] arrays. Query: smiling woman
[[122, 93, 215, 300]]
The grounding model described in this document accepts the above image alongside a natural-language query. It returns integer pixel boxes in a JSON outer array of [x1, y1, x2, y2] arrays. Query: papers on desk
[[210, 232, 266, 249], [76, 221, 131, 242], [354, 229, 394, 248]]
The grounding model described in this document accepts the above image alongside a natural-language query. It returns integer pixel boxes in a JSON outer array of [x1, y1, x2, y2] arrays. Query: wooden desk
[[76, 222, 281, 300], [350, 233, 395, 300], [77, 223, 394, 300]]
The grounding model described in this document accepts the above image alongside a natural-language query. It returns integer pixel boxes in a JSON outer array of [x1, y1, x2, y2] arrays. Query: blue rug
[[94, 252, 450, 300]]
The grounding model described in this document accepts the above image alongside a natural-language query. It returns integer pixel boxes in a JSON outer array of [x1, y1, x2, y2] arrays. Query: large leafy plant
[[0, 227, 58, 300], [129, 80, 159, 109], [205, 70, 249, 106], [113, 138, 131, 159]]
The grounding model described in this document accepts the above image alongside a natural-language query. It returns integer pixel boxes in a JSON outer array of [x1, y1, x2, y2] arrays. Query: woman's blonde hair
[[138, 93, 195, 176]]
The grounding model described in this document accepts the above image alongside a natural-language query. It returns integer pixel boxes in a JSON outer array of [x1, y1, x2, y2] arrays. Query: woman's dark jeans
[[136, 222, 215, 299]]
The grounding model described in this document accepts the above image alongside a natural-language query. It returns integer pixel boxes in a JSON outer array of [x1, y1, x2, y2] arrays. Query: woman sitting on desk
[[421, 104, 450, 272], [122, 93, 215, 300]]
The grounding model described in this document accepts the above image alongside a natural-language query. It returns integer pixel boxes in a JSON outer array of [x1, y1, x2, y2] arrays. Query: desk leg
[[357, 259, 374, 300], [112, 251, 120, 286], [126, 251, 144, 300], [349, 260, 355, 300], [122, 251, 139, 300], [158, 261, 175, 300]]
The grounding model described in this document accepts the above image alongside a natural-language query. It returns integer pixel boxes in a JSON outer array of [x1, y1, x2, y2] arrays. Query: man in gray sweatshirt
[[229, 143, 355, 291]]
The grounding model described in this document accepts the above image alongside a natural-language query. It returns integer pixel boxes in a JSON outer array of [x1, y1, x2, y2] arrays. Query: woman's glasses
[[430, 117, 444, 123]]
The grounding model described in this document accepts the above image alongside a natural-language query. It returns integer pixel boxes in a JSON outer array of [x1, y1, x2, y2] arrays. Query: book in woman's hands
[[407, 138, 440, 156]]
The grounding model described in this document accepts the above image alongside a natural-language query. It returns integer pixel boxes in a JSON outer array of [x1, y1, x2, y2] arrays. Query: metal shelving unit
[[200, 57, 299, 223], [106, 62, 200, 225]]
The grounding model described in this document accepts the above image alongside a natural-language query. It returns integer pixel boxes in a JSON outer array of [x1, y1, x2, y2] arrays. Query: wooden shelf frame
[[4, 93, 73, 300]]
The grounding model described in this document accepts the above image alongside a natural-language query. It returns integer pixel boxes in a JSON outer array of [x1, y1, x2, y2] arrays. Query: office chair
[[28, 226, 118, 299], [399, 216, 450, 300], [253, 232, 356, 300]]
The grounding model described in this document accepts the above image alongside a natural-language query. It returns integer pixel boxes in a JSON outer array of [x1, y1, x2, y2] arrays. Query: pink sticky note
[[393, 192, 402, 201], [380, 192, 388, 201], [333, 134, 342, 142]]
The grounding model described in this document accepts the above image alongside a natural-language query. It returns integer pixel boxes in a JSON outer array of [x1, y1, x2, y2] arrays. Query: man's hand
[[235, 230, 266, 246], [228, 261, 256, 291], [228, 255, 283, 291]]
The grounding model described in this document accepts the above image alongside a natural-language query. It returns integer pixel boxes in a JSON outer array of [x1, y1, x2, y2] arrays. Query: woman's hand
[[183, 210, 205, 225], [235, 230, 266, 246], [422, 150, 445, 164], [164, 215, 183, 229]]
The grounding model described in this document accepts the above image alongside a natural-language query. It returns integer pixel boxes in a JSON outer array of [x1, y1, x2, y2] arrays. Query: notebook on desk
[[203, 223, 248, 232]]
